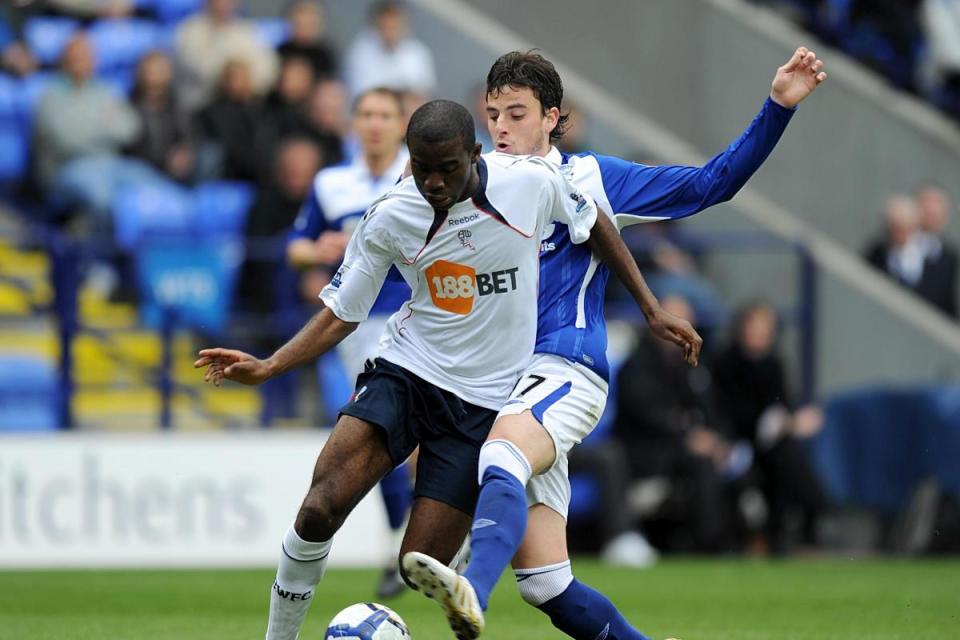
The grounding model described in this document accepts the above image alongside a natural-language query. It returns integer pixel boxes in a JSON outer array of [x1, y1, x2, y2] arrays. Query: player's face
[[408, 138, 482, 211], [354, 93, 404, 158], [485, 85, 559, 157]]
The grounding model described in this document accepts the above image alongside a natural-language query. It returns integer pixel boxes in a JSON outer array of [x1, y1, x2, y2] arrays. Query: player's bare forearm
[[195, 307, 357, 386], [266, 307, 357, 377], [587, 212, 659, 317]]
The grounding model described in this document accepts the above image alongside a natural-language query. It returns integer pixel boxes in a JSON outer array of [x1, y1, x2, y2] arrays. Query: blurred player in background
[[405, 47, 828, 640], [286, 86, 413, 599]]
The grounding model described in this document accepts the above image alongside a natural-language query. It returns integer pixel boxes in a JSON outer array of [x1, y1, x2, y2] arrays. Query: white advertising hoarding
[[0, 432, 392, 568]]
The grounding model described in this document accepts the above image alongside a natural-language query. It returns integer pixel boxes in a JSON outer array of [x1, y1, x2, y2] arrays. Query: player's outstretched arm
[[587, 212, 703, 366], [769, 46, 827, 109], [194, 307, 357, 386]]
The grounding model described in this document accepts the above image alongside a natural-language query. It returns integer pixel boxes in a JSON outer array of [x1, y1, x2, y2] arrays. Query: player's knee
[[295, 489, 350, 541], [478, 439, 532, 486], [514, 561, 574, 607]]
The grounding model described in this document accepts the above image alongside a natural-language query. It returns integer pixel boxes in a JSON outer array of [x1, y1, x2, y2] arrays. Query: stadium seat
[[0, 124, 29, 184], [0, 355, 58, 431], [148, 0, 205, 24], [193, 180, 256, 237], [113, 181, 195, 250], [88, 19, 162, 72], [253, 18, 290, 48], [0, 74, 18, 123], [23, 17, 80, 67], [17, 72, 58, 125], [135, 238, 243, 335]]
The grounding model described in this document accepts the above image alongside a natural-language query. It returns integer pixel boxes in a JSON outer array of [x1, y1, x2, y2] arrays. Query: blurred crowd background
[[0, 0, 958, 564]]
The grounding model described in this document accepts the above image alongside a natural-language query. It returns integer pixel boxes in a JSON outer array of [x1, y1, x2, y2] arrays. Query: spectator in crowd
[[174, 0, 278, 112], [277, 0, 337, 79], [238, 137, 321, 312], [35, 34, 162, 226], [305, 78, 349, 164], [865, 195, 927, 292], [196, 59, 261, 182], [0, 9, 37, 77], [614, 295, 739, 552], [915, 185, 959, 317], [713, 300, 830, 554], [343, 0, 436, 97], [126, 50, 195, 183], [922, 0, 960, 98], [43, 0, 134, 20], [256, 55, 320, 179], [851, 1, 924, 78]]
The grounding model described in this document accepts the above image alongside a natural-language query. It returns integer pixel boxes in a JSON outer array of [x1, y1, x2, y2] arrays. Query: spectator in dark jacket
[[127, 51, 195, 183], [713, 301, 829, 554], [614, 295, 738, 552], [916, 186, 959, 318], [196, 59, 261, 182], [278, 1, 338, 79]]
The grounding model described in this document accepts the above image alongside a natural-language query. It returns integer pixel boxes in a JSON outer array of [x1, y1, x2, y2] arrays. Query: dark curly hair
[[486, 50, 568, 143]]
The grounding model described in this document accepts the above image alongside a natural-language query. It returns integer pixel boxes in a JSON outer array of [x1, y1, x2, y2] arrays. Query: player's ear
[[544, 106, 560, 130], [470, 142, 482, 162]]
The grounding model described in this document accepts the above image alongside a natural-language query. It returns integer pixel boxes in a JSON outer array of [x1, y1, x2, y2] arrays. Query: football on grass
[[325, 602, 411, 639]]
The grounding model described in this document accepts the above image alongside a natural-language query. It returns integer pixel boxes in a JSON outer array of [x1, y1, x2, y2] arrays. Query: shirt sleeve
[[319, 205, 395, 323], [533, 157, 598, 245], [595, 97, 795, 226], [287, 182, 327, 243]]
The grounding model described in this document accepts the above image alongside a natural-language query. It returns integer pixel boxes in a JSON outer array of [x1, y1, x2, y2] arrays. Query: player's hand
[[647, 306, 703, 367], [193, 348, 273, 386], [313, 231, 350, 265], [770, 46, 827, 109]]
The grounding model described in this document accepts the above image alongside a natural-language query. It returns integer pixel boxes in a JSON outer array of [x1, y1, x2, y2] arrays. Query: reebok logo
[[273, 581, 313, 602], [472, 518, 498, 531], [448, 213, 480, 227]]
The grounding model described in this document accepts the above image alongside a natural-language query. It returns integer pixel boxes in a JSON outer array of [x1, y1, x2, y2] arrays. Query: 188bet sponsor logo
[[425, 259, 519, 315]]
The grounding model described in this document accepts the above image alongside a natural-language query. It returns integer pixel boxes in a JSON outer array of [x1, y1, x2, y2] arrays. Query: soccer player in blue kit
[[405, 47, 828, 640]]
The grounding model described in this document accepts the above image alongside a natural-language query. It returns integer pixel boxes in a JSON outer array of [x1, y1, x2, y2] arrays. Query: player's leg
[[267, 414, 395, 640], [514, 504, 652, 640]]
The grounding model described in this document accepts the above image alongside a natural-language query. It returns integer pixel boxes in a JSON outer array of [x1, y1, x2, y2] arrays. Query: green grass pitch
[[2, 559, 957, 639]]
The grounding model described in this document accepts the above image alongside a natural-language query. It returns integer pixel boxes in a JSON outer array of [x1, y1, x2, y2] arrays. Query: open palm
[[771, 47, 827, 109]]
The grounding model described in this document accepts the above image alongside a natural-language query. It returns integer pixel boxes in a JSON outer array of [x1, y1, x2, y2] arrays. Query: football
[[325, 602, 412, 639]]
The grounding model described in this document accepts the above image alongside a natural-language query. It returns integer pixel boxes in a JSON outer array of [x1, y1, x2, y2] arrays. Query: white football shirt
[[320, 152, 598, 410]]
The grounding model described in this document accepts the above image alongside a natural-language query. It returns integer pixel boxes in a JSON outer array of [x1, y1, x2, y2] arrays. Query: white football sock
[[265, 524, 332, 640]]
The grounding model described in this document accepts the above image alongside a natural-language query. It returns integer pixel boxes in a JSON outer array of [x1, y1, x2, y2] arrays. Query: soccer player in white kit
[[195, 99, 676, 640], [286, 86, 413, 598], [404, 48, 828, 640]]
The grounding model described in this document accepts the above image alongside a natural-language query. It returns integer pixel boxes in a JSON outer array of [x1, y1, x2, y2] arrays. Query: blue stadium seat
[[253, 18, 290, 48], [88, 19, 162, 72], [148, 0, 205, 24], [0, 355, 59, 431], [0, 74, 18, 123], [113, 181, 195, 250], [135, 238, 243, 334], [0, 124, 29, 183], [17, 72, 58, 125], [193, 180, 256, 237], [24, 17, 80, 66]]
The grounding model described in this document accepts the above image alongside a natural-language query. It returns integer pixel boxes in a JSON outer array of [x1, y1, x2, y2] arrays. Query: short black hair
[[407, 99, 476, 151], [371, 0, 405, 19], [352, 86, 404, 115], [486, 50, 568, 143]]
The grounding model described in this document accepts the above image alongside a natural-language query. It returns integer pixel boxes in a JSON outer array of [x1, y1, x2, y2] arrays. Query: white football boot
[[402, 551, 484, 639]]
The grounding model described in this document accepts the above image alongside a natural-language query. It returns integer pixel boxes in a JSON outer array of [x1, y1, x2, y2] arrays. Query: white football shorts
[[496, 353, 608, 518]]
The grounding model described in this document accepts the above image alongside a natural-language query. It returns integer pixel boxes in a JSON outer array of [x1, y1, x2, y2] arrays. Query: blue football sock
[[538, 579, 651, 640], [463, 465, 528, 610], [378, 464, 412, 531]]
